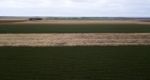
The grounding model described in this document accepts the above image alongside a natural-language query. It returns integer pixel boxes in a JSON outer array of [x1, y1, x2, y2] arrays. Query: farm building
[[29, 18, 43, 21]]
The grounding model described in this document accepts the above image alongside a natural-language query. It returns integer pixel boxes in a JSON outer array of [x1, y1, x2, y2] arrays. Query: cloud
[[0, 0, 150, 17]]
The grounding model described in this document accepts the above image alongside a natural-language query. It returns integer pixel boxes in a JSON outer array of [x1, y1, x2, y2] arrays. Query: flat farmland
[[0, 46, 150, 80], [0, 20, 150, 80], [0, 23, 150, 33], [0, 33, 150, 46]]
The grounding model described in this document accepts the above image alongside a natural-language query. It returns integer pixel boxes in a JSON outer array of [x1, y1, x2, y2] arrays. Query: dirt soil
[[0, 33, 150, 46], [0, 20, 150, 25]]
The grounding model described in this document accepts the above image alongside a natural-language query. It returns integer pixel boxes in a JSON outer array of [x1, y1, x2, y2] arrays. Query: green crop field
[[0, 46, 150, 80], [0, 24, 150, 33], [0, 23, 150, 80]]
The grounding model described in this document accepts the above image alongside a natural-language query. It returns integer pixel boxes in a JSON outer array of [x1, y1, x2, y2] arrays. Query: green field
[[0, 24, 150, 33], [0, 46, 150, 80], [0, 23, 150, 80]]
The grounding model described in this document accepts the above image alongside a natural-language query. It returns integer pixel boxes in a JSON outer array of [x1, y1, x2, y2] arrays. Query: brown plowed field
[[0, 33, 150, 46], [0, 20, 150, 24]]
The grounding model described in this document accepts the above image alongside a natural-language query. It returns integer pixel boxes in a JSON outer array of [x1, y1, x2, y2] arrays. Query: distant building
[[29, 18, 43, 21]]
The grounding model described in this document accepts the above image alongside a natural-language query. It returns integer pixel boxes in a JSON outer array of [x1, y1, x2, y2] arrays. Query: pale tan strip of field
[[0, 33, 150, 46], [4, 20, 150, 25], [0, 20, 27, 23]]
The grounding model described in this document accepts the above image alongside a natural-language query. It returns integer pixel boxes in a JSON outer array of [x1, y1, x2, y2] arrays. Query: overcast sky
[[0, 0, 150, 17]]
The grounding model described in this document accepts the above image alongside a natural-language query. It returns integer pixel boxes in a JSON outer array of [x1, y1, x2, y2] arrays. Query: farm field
[[0, 46, 150, 80], [0, 23, 150, 33], [0, 20, 150, 80], [0, 33, 150, 46]]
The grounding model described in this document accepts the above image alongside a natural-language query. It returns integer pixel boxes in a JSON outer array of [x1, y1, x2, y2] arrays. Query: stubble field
[[0, 33, 150, 46]]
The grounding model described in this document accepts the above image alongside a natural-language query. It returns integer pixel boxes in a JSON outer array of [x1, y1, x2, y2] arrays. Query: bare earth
[[14, 20, 150, 24], [0, 33, 150, 46], [0, 20, 150, 25]]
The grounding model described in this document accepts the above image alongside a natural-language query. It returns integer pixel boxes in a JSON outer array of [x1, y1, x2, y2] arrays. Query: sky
[[0, 0, 150, 17]]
